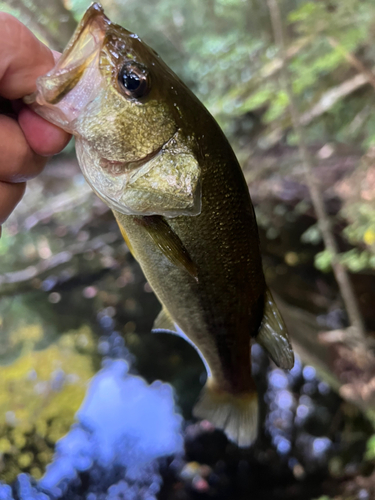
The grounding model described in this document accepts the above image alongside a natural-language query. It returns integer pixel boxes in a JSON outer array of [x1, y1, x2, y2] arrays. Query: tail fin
[[193, 379, 258, 447]]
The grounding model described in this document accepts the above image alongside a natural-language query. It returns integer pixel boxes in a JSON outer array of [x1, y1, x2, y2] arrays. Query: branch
[[22, 185, 93, 230], [220, 36, 314, 107], [259, 71, 370, 148], [0, 231, 123, 297], [260, 35, 313, 80], [327, 36, 375, 91], [300, 72, 369, 126]]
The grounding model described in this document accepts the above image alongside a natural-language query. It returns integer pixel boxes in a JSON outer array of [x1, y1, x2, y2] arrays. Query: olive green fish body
[[26, 3, 294, 447]]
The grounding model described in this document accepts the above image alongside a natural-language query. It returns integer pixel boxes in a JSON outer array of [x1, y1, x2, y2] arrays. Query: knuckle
[[0, 116, 46, 182], [6, 144, 32, 182], [10, 155, 46, 182]]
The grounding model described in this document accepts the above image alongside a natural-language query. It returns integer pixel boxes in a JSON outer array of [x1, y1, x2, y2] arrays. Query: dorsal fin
[[256, 288, 294, 370], [135, 215, 198, 280]]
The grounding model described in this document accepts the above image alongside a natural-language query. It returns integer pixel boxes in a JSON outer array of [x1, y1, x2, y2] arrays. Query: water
[[0, 352, 183, 499]]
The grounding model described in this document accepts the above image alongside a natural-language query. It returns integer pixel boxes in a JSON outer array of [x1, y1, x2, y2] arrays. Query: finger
[[18, 106, 71, 157], [0, 13, 56, 100], [0, 181, 26, 225], [0, 115, 46, 182]]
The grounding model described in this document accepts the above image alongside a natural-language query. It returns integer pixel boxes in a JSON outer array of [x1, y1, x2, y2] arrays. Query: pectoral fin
[[153, 307, 177, 333], [256, 288, 294, 370], [136, 215, 198, 280]]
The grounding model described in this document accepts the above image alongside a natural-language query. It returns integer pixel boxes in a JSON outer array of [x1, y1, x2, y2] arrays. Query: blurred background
[[0, 0, 375, 499]]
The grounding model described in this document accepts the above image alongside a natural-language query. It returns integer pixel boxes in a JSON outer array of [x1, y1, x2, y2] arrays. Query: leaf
[[264, 90, 289, 123], [301, 225, 322, 245], [365, 434, 375, 460], [315, 250, 334, 272]]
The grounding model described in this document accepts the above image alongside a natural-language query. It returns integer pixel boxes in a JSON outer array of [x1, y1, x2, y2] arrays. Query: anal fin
[[153, 307, 177, 333], [256, 288, 294, 370]]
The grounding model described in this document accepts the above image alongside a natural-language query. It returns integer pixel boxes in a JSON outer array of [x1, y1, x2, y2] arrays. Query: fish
[[25, 3, 294, 447]]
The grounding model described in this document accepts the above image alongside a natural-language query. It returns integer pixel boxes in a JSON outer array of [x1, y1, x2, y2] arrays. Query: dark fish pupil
[[118, 63, 150, 98], [122, 71, 140, 91]]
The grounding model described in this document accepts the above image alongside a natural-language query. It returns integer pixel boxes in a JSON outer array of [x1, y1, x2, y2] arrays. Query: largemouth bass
[[25, 3, 294, 447]]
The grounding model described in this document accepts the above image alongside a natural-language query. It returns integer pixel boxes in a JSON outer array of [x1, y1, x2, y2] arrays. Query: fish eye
[[118, 62, 150, 99]]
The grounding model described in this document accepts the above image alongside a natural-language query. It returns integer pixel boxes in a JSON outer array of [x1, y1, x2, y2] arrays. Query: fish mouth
[[24, 3, 110, 131]]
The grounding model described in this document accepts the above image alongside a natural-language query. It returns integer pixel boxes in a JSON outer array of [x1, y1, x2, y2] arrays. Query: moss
[[0, 326, 96, 482]]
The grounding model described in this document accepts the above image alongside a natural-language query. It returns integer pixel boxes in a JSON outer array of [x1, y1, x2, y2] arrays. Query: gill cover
[[25, 3, 202, 218]]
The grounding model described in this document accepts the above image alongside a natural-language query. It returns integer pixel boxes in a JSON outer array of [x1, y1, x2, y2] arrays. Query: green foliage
[[264, 90, 289, 123], [363, 114, 375, 148], [336, 163, 375, 272], [301, 224, 322, 245], [315, 248, 375, 273], [234, 0, 375, 148], [339, 248, 375, 272], [241, 87, 274, 113], [288, 2, 324, 25], [343, 201, 375, 248], [290, 41, 345, 95], [365, 434, 375, 460], [315, 249, 335, 273], [289, 0, 374, 42]]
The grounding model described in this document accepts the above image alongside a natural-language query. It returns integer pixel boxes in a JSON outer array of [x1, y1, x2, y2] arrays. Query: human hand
[[0, 13, 71, 236]]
